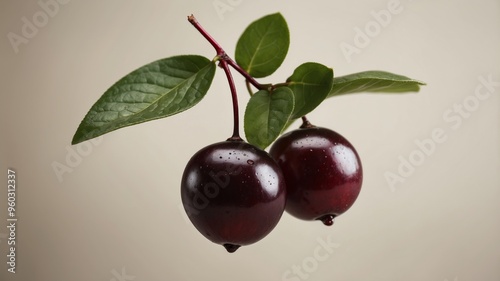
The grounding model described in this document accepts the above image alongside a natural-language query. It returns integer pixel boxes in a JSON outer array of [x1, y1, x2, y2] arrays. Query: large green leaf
[[235, 13, 290, 78], [244, 88, 295, 149], [328, 71, 425, 97], [287, 62, 334, 119], [72, 55, 216, 144]]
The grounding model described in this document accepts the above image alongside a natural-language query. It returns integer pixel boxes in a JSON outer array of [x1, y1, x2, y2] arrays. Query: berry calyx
[[269, 119, 363, 225], [181, 140, 286, 252]]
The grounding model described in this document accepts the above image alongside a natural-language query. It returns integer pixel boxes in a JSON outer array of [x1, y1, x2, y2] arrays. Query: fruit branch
[[187, 15, 266, 91], [225, 58, 271, 91]]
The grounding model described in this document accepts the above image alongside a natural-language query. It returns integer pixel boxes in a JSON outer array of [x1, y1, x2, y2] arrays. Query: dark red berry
[[181, 140, 286, 252], [269, 123, 363, 226]]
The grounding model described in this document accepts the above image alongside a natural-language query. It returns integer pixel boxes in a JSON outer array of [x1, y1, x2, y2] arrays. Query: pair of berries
[[181, 119, 363, 252]]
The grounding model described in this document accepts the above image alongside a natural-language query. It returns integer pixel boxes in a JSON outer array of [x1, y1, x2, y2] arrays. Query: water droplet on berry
[[318, 215, 335, 226], [223, 243, 240, 253]]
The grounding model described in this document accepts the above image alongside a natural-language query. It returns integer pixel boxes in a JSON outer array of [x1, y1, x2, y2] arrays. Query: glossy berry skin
[[181, 140, 286, 252], [269, 125, 362, 226]]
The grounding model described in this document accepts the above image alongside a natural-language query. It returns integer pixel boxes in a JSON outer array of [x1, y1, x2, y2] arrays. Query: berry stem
[[300, 116, 315, 128], [187, 14, 266, 91], [219, 59, 242, 141]]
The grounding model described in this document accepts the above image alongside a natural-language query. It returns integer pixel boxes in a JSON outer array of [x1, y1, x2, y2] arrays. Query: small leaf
[[72, 55, 216, 144], [328, 70, 425, 97], [244, 88, 295, 149], [235, 13, 290, 78], [287, 62, 334, 119]]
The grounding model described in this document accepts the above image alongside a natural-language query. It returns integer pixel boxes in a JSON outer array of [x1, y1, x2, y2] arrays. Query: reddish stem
[[187, 15, 224, 55], [300, 116, 315, 128], [219, 59, 242, 141], [187, 14, 265, 91], [188, 14, 245, 140], [225, 58, 268, 91]]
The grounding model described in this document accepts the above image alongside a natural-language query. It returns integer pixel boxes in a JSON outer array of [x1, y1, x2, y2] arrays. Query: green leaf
[[244, 87, 295, 149], [235, 13, 290, 78], [287, 62, 334, 119], [72, 55, 216, 144], [328, 70, 425, 97]]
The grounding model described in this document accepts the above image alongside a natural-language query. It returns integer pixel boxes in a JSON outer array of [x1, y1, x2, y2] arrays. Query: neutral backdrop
[[1, 0, 499, 281]]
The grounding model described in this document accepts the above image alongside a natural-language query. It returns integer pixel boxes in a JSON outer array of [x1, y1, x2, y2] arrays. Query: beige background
[[1, 0, 499, 280]]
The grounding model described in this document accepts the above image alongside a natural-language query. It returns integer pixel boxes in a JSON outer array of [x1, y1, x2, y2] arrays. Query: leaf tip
[[71, 132, 83, 145]]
